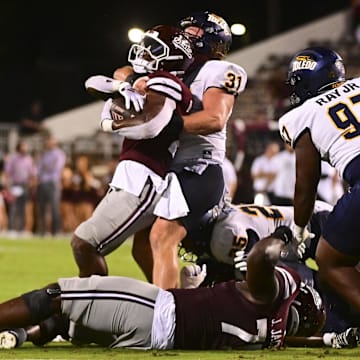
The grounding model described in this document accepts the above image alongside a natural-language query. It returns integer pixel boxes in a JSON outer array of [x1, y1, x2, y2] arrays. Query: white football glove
[[234, 250, 248, 272], [180, 264, 207, 289], [296, 242, 307, 259], [118, 82, 145, 112], [292, 224, 315, 258]]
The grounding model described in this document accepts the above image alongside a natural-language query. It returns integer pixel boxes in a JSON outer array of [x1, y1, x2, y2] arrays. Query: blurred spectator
[[18, 99, 47, 137], [317, 161, 345, 206], [24, 182, 37, 235], [229, 114, 276, 204], [4, 140, 37, 236], [350, 0, 360, 44], [0, 192, 8, 233], [242, 110, 275, 158], [228, 119, 246, 172], [60, 165, 77, 234], [250, 141, 279, 205], [36, 135, 66, 236], [248, 109, 272, 128], [0, 151, 8, 233], [222, 156, 238, 201], [72, 155, 102, 224], [271, 143, 296, 206], [101, 158, 118, 189], [266, 68, 290, 120]]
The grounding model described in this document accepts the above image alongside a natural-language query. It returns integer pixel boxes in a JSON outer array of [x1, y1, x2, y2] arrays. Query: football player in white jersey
[[209, 201, 332, 268], [180, 200, 331, 287], [146, 11, 247, 288], [184, 200, 360, 335], [278, 46, 360, 313]]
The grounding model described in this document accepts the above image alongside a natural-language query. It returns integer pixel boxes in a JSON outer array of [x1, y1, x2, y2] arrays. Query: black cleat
[[332, 327, 360, 348]]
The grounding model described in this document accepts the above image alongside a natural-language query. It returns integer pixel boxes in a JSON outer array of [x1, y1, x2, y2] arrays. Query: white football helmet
[[128, 25, 195, 75]]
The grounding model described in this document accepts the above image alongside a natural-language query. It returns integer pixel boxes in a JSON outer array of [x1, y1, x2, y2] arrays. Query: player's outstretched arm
[[246, 226, 292, 304]]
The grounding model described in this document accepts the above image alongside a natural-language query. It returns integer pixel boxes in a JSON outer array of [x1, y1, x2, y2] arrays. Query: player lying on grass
[[1, 226, 355, 350], [182, 200, 360, 336]]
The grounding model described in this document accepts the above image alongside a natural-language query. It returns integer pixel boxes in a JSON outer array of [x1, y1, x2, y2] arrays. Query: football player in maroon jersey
[[70, 26, 195, 279], [0, 225, 352, 350]]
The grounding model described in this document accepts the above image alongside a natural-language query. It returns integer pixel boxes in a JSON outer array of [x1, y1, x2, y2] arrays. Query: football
[[85, 75, 167, 128], [109, 90, 166, 130]]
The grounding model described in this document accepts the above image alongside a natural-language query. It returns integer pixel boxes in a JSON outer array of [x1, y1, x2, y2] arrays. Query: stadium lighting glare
[[128, 28, 144, 43], [231, 23, 246, 36]]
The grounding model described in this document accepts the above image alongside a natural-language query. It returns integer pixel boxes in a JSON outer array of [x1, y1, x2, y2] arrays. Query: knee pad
[[21, 283, 61, 325]]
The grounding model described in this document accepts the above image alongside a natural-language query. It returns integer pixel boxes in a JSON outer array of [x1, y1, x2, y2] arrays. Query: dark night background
[[0, 0, 349, 124]]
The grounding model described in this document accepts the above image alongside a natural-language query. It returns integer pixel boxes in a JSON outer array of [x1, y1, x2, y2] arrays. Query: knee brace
[[21, 283, 61, 325]]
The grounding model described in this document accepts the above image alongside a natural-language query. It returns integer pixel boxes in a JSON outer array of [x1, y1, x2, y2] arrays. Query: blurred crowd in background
[[0, 3, 359, 238], [0, 133, 112, 238]]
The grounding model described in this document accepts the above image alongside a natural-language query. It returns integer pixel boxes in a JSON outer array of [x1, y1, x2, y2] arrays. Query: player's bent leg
[[29, 314, 70, 346], [316, 237, 360, 312], [0, 283, 61, 329], [71, 234, 108, 277], [150, 218, 187, 289], [132, 227, 153, 282], [59, 276, 160, 348], [72, 182, 160, 277]]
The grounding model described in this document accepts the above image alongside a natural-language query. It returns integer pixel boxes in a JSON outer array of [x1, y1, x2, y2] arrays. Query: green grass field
[[0, 236, 359, 360]]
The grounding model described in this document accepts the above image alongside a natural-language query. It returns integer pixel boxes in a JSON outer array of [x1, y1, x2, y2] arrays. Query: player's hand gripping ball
[[109, 89, 166, 129]]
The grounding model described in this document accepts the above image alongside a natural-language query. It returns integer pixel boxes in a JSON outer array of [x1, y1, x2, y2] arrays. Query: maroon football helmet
[[287, 283, 326, 337], [128, 25, 195, 75]]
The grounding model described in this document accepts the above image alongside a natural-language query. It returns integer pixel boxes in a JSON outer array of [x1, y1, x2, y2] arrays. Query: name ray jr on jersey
[[278, 46, 360, 316]]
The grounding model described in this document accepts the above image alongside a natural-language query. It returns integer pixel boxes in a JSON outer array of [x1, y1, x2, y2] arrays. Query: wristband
[[101, 119, 114, 132], [111, 80, 122, 92], [293, 224, 305, 238], [118, 81, 131, 92]]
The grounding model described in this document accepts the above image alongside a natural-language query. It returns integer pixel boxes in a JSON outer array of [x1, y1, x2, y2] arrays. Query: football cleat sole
[[0, 330, 18, 349]]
